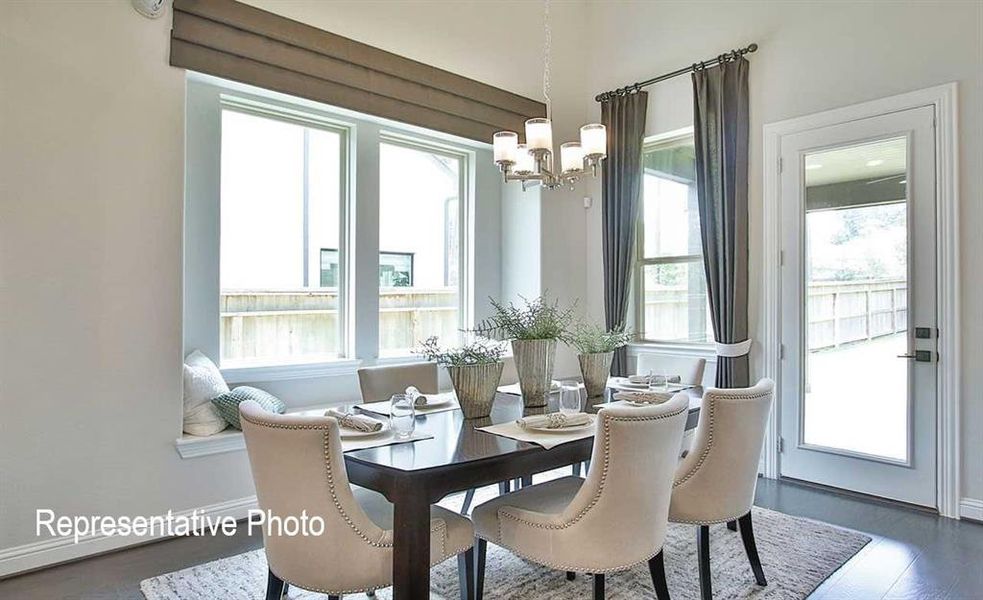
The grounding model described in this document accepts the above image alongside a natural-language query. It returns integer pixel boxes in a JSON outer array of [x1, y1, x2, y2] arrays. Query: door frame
[[761, 83, 961, 518]]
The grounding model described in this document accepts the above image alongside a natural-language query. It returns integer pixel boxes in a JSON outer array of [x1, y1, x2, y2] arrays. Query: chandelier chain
[[543, 0, 552, 120]]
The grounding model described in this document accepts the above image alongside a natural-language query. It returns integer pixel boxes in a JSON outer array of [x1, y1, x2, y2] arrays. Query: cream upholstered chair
[[668, 378, 775, 600], [239, 401, 475, 600], [357, 362, 439, 403], [636, 354, 707, 386], [471, 394, 690, 600]]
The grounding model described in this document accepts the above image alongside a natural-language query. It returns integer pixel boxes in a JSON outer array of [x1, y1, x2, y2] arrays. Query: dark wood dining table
[[344, 385, 703, 600]]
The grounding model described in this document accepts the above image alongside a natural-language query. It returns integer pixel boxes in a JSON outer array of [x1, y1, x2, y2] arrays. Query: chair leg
[[282, 582, 289, 597], [572, 462, 582, 477], [738, 512, 767, 586], [592, 573, 605, 600], [726, 520, 737, 531], [697, 525, 712, 600], [566, 571, 576, 581], [648, 550, 671, 600], [584, 459, 591, 473], [265, 569, 285, 600], [498, 480, 510, 495], [366, 591, 375, 598], [460, 489, 476, 515], [458, 547, 475, 600], [474, 537, 487, 600]]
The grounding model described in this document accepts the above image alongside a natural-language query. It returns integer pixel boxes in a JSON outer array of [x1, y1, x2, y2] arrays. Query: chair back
[[239, 401, 392, 591], [546, 395, 688, 570], [670, 378, 774, 523], [636, 354, 707, 386], [357, 362, 438, 403]]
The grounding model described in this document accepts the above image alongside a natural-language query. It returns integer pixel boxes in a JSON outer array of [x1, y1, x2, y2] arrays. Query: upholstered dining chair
[[668, 378, 775, 600], [357, 362, 439, 403], [471, 394, 690, 600], [239, 401, 475, 600], [636, 354, 708, 386]]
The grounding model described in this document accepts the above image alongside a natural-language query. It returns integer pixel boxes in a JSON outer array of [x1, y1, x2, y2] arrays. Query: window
[[219, 107, 346, 366], [184, 75, 491, 379], [378, 141, 465, 356], [636, 134, 713, 344]]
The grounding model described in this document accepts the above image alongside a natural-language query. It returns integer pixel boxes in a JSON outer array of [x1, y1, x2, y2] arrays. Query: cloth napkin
[[612, 391, 673, 404], [406, 386, 429, 408], [628, 374, 682, 385], [325, 408, 383, 433], [517, 412, 592, 430]]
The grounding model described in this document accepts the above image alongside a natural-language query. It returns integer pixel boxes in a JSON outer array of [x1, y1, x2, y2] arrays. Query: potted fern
[[474, 295, 575, 407], [567, 323, 633, 397], [417, 336, 506, 419]]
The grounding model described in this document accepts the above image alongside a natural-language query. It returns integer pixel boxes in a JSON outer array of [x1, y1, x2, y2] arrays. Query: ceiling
[[804, 137, 907, 186]]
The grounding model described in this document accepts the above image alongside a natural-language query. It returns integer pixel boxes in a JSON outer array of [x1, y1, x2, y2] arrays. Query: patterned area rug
[[141, 480, 869, 600]]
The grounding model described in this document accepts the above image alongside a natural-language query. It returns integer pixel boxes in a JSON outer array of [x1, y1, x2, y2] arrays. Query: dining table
[[343, 383, 704, 600]]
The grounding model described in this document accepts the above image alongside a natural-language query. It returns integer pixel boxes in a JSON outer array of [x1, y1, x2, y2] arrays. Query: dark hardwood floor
[[1, 478, 980, 599]]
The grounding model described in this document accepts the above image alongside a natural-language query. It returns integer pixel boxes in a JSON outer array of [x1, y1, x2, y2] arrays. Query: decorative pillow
[[211, 386, 287, 429], [182, 350, 229, 436]]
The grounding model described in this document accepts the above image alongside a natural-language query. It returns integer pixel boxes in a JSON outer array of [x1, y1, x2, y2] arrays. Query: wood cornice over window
[[170, 0, 546, 142]]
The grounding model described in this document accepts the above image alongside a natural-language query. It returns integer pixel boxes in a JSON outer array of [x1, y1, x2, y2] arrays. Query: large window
[[636, 134, 712, 344], [219, 108, 346, 366], [378, 141, 465, 356], [184, 76, 488, 377]]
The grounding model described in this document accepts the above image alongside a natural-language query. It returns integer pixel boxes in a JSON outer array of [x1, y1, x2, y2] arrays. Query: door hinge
[[779, 157, 784, 173], [778, 437, 785, 453], [779, 344, 786, 360], [779, 250, 785, 267]]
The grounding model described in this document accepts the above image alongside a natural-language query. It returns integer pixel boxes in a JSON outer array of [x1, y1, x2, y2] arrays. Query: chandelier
[[492, 0, 606, 190]]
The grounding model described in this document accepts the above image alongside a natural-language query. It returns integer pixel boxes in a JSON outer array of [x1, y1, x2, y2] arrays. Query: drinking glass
[[559, 380, 582, 415], [390, 393, 416, 439]]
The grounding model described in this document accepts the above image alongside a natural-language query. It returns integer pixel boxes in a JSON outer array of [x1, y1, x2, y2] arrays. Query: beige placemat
[[476, 414, 596, 450], [340, 430, 433, 452], [356, 392, 460, 416]]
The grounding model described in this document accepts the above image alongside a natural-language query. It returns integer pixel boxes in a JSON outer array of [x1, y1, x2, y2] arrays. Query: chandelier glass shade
[[491, 0, 606, 190]]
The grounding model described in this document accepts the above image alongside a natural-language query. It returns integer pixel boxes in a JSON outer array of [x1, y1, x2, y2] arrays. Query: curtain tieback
[[715, 339, 752, 357]]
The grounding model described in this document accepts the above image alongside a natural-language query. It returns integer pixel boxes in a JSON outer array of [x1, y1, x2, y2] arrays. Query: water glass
[[559, 380, 582, 414], [390, 393, 416, 439]]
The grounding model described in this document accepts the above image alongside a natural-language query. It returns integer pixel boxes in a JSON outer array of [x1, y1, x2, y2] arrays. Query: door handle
[[897, 351, 933, 362]]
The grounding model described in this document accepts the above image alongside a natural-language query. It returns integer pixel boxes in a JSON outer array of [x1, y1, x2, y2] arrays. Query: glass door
[[779, 106, 937, 508]]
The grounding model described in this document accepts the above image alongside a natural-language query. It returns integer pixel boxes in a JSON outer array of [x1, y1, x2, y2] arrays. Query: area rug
[[141, 488, 870, 600]]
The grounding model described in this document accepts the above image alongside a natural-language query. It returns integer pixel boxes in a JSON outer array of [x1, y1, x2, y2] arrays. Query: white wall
[[582, 0, 983, 505]]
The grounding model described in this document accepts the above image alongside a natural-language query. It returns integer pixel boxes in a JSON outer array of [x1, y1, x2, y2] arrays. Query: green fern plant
[[415, 336, 506, 367], [567, 322, 633, 354], [471, 294, 576, 341]]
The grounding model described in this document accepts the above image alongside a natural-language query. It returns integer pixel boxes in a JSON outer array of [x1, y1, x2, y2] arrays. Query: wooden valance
[[170, 0, 545, 142]]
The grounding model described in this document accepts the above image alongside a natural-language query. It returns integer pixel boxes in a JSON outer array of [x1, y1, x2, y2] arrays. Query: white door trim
[[761, 83, 960, 518]]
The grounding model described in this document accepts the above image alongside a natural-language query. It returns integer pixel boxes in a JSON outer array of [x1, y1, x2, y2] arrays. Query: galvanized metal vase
[[447, 362, 504, 419], [511, 338, 556, 408], [578, 351, 614, 398]]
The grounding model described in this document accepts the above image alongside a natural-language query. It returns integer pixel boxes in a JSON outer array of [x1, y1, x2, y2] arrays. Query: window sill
[[629, 342, 717, 360], [372, 354, 426, 366], [220, 358, 362, 384], [175, 402, 339, 459]]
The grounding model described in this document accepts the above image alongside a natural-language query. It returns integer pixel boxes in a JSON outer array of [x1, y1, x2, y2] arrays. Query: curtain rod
[[594, 43, 758, 102]]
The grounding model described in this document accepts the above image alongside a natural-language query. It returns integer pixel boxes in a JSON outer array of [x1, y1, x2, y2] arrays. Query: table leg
[[392, 489, 431, 600]]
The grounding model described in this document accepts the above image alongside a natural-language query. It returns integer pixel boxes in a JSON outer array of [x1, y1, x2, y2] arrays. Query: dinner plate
[[524, 415, 596, 434], [339, 421, 391, 439], [416, 395, 455, 409]]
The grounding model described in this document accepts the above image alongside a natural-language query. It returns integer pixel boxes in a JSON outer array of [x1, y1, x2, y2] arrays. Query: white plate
[[524, 416, 596, 434], [416, 395, 455, 409], [339, 421, 390, 439]]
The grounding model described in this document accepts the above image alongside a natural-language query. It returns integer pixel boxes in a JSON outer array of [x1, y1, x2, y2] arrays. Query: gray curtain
[[601, 91, 648, 376], [692, 57, 750, 388]]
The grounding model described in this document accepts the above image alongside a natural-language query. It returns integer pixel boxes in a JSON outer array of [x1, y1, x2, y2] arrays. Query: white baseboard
[[959, 497, 983, 522], [0, 496, 258, 579]]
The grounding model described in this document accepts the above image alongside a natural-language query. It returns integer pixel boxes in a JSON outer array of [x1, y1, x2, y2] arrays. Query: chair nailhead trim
[[672, 389, 771, 488], [242, 413, 471, 595], [497, 407, 687, 536]]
